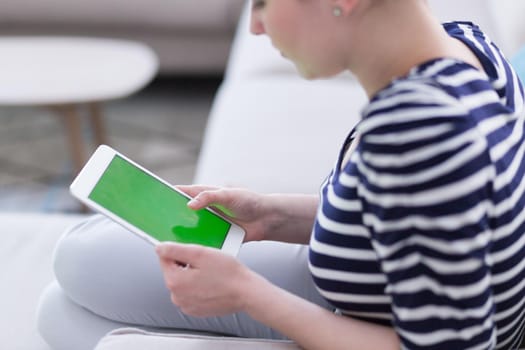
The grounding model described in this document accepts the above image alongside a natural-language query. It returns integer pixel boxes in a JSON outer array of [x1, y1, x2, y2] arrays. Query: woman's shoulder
[[360, 65, 483, 134], [365, 44, 516, 127]]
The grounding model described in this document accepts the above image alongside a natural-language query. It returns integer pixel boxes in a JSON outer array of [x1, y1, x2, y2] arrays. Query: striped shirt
[[309, 22, 525, 349]]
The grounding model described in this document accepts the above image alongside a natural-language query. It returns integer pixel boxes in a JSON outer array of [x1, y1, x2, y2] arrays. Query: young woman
[[40, 0, 525, 349]]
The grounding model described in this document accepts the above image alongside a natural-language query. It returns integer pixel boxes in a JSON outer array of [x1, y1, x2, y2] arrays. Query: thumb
[[155, 242, 207, 267], [187, 190, 237, 218]]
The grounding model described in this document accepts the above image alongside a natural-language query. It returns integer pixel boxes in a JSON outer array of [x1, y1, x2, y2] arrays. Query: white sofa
[[3, 1, 525, 349]]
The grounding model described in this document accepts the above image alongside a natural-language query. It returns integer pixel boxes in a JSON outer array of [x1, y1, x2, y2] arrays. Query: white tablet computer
[[70, 145, 245, 256]]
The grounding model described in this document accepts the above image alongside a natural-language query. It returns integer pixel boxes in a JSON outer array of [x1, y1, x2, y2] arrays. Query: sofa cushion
[[95, 328, 301, 350], [193, 76, 368, 194]]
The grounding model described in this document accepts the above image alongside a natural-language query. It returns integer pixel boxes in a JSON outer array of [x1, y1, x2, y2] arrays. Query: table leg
[[88, 102, 109, 147], [52, 105, 86, 176], [47, 104, 109, 213], [51, 105, 92, 212], [50, 103, 110, 176]]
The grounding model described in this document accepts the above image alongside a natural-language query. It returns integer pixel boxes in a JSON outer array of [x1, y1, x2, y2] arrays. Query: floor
[[0, 77, 221, 213]]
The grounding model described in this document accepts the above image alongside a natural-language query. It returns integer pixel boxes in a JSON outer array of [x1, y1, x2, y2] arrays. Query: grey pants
[[37, 215, 331, 350]]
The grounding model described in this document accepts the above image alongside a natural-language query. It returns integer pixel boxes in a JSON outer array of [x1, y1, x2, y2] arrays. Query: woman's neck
[[345, 0, 481, 99]]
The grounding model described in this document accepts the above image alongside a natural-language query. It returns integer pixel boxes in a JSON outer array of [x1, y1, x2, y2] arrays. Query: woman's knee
[[52, 215, 166, 315], [53, 215, 124, 293]]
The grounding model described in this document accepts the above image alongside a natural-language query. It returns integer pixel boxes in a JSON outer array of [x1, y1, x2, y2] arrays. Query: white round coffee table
[[0, 36, 158, 173]]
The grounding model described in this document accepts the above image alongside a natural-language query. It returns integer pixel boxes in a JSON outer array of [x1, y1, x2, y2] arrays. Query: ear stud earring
[[333, 6, 342, 17]]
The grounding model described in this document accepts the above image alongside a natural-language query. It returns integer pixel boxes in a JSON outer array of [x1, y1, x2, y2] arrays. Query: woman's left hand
[[155, 242, 253, 317]]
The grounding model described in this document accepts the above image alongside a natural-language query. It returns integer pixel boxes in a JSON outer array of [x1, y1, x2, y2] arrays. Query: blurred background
[[0, 77, 220, 212], [0, 0, 245, 213], [2, 0, 525, 214]]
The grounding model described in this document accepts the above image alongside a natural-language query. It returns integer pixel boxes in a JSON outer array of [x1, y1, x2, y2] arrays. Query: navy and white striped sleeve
[[357, 99, 497, 349]]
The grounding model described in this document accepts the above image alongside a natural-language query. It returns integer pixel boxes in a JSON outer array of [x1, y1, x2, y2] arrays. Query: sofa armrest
[[0, 213, 87, 348]]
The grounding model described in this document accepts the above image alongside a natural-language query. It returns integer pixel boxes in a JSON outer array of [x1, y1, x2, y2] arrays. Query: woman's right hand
[[176, 185, 273, 242]]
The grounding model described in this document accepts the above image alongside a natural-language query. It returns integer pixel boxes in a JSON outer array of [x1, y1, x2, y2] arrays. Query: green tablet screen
[[88, 155, 230, 248]]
